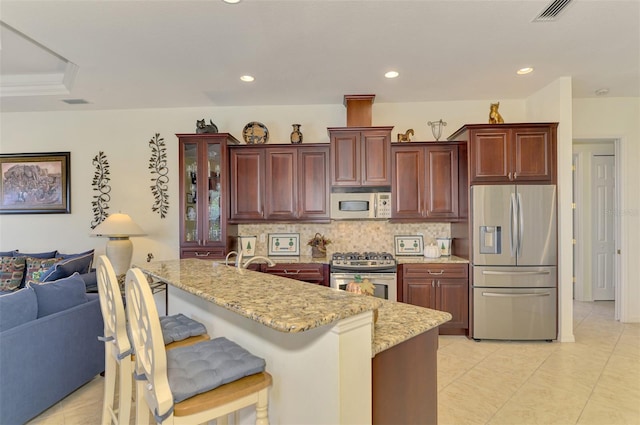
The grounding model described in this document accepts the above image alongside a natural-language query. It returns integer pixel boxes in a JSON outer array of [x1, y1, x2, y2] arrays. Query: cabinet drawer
[[262, 263, 328, 285], [402, 263, 468, 279], [180, 247, 226, 260]]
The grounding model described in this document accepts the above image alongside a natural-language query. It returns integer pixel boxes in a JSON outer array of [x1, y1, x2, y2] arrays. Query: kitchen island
[[137, 259, 451, 424]]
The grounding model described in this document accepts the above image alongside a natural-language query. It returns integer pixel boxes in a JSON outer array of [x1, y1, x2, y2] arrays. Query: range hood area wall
[[238, 222, 450, 258]]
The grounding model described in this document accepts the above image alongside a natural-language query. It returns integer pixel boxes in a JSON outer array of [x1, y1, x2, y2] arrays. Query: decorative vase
[[290, 124, 303, 144], [427, 119, 447, 141], [311, 246, 325, 258]]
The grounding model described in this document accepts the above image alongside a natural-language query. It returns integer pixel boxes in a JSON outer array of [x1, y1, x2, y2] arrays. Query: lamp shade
[[91, 213, 146, 237]]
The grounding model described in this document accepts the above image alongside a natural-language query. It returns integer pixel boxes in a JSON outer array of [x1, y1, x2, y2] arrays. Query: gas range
[[330, 251, 396, 273]]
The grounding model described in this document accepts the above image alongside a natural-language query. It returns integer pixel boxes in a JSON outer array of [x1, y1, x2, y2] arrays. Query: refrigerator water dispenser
[[479, 226, 501, 254]]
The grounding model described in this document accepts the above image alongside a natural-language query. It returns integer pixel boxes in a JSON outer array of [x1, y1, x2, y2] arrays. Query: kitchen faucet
[[225, 250, 275, 268]]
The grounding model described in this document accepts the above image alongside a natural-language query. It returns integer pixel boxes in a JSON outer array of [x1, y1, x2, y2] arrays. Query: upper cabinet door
[[265, 148, 297, 220], [425, 145, 459, 218], [330, 130, 360, 186], [512, 127, 555, 183], [361, 129, 391, 186], [392, 145, 425, 219], [298, 146, 330, 221], [229, 148, 265, 221], [470, 129, 511, 182]]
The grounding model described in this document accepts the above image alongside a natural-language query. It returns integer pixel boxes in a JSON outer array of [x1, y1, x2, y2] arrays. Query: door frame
[[572, 138, 622, 320]]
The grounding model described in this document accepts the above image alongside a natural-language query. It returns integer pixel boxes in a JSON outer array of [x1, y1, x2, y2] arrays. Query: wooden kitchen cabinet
[[448, 123, 558, 184], [177, 133, 240, 260], [229, 144, 330, 223], [260, 263, 329, 286], [401, 263, 469, 335], [391, 142, 460, 221], [229, 147, 265, 221], [328, 126, 393, 187]]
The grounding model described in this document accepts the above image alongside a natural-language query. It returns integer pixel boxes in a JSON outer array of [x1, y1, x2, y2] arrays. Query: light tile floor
[[28, 300, 639, 425]]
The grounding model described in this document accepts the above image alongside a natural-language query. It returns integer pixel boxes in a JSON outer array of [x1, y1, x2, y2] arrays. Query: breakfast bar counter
[[137, 258, 450, 424]]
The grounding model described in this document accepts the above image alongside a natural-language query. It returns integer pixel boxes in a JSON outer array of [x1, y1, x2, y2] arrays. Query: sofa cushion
[[29, 273, 88, 318], [0, 287, 38, 332], [12, 250, 57, 259], [0, 250, 16, 257], [40, 252, 94, 282], [166, 337, 266, 403], [24, 257, 63, 287], [55, 249, 95, 260], [0, 256, 26, 292]]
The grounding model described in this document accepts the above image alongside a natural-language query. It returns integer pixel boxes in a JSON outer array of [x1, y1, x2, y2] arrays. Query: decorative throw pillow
[[12, 250, 57, 259], [0, 256, 26, 292], [40, 251, 95, 282], [23, 257, 63, 287], [29, 273, 88, 318], [0, 287, 38, 332]]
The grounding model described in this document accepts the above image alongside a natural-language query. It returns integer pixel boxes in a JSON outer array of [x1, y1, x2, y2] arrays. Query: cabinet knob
[[508, 172, 513, 180], [513, 172, 518, 180]]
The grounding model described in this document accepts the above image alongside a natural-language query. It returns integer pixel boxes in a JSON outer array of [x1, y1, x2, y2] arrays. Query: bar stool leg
[[101, 345, 117, 425]]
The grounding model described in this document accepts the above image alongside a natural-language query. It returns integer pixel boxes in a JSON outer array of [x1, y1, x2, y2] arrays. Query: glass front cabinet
[[177, 133, 240, 259]]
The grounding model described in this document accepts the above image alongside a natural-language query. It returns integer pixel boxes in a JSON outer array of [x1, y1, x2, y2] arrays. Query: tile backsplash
[[238, 222, 450, 257]]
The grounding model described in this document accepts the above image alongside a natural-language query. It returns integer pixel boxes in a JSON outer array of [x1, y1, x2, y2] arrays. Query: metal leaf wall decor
[[148, 133, 170, 218], [90, 151, 111, 229]]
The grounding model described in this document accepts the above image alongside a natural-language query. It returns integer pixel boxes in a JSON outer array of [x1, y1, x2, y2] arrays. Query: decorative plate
[[242, 121, 269, 144]]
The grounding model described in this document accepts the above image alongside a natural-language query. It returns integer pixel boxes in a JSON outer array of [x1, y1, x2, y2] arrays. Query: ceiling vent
[[533, 0, 573, 22], [62, 99, 89, 105]]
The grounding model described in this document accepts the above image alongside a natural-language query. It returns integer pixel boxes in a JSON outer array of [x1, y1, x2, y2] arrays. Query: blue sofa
[[0, 276, 105, 424]]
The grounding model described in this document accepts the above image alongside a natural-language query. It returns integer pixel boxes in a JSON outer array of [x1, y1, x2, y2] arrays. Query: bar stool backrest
[[125, 267, 174, 421], [96, 255, 131, 358]]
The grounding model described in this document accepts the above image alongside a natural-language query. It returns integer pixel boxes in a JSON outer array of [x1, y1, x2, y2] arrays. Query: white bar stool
[[96, 256, 209, 425], [125, 267, 272, 425]]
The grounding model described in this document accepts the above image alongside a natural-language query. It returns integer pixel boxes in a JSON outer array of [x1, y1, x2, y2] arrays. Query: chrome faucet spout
[[225, 251, 242, 267], [242, 255, 276, 268]]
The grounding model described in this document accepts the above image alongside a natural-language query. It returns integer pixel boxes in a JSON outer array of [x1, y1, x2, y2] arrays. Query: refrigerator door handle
[[481, 292, 552, 298], [517, 192, 524, 255], [482, 270, 551, 276], [510, 193, 518, 257]]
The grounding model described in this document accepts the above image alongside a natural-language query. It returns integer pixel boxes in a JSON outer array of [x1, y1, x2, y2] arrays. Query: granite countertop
[[136, 259, 382, 333], [372, 301, 452, 355], [396, 255, 469, 264], [137, 259, 452, 355]]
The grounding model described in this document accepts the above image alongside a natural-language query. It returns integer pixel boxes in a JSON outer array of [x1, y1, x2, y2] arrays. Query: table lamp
[[91, 213, 146, 276]]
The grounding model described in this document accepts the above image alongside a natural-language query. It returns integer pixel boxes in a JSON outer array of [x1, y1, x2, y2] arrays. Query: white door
[[592, 155, 615, 300]]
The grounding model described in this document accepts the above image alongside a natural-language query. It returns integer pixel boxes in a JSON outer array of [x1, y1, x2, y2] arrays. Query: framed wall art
[[268, 233, 300, 256], [394, 235, 424, 256], [0, 152, 71, 214]]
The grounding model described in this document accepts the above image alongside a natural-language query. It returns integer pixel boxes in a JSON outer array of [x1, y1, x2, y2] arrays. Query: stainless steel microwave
[[330, 192, 392, 220]]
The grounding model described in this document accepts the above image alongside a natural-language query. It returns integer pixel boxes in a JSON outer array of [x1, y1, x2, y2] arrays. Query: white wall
[[524, 76, 575, 340], [573, 97, 640, 323]]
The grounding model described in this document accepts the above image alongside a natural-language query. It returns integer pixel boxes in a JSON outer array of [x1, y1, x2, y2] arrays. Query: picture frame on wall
[[0, 152, 71, 214], [394, 235, 424, 256], [268, 233, 300, 256]]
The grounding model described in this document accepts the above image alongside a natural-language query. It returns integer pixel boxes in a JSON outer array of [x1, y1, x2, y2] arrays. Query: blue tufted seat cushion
[[165, 337, 266, 403], [160, 313, 207, 345]]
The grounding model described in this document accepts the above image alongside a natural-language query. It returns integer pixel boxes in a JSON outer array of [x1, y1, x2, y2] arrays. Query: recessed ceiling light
[[240, 75, 255, 82], [385, 71, 399, 79], [595, 88, 609, 96], [517, 67, 534, 75], [223, 0, 241, 4]]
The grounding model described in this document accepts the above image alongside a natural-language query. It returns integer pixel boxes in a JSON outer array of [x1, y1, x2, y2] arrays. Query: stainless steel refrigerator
[[471, 185, 557, 340]]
